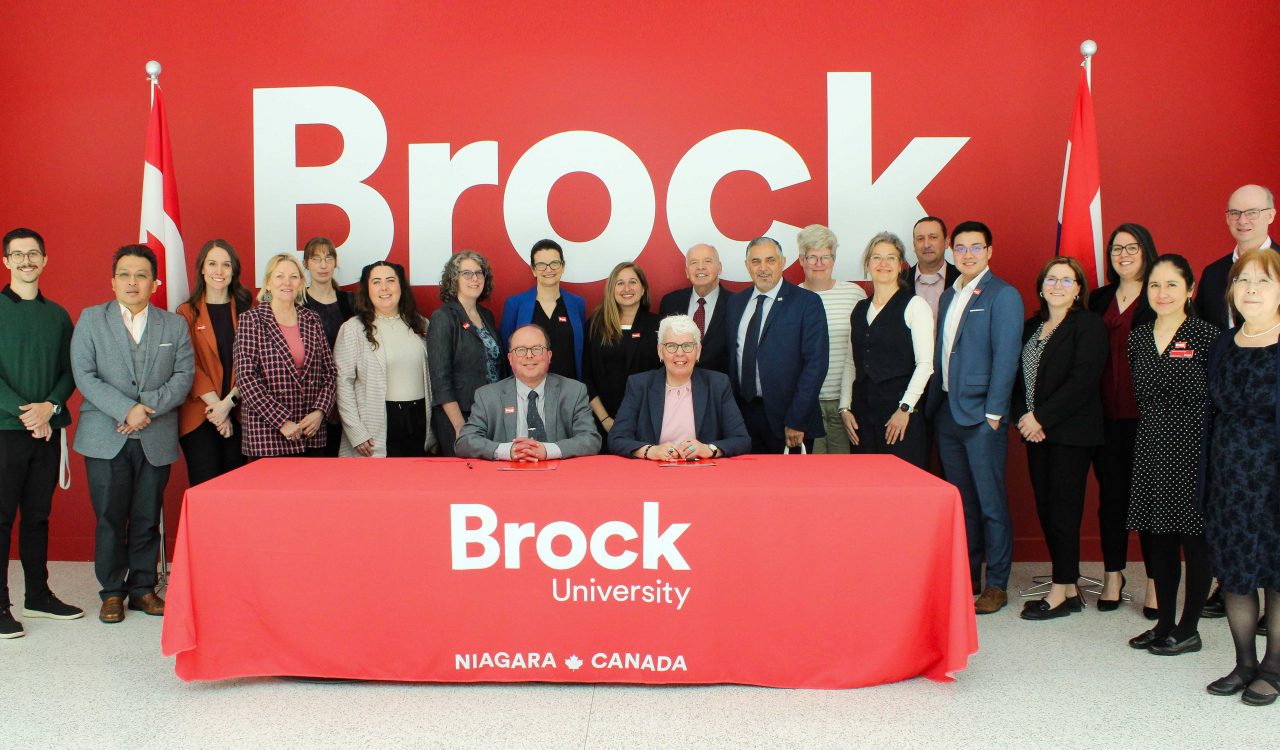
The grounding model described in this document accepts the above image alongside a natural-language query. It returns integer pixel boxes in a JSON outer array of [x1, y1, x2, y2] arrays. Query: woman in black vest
[[1014, 257, 1108, 619], [844, 232, 935, 468]]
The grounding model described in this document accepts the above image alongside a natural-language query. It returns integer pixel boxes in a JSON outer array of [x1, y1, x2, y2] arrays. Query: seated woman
[[608, 315, 751, 460], [334, 261, 435, 458]]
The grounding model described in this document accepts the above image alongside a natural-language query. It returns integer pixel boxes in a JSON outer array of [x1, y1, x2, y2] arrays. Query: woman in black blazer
[[1015, 257, 1108, 620], [583, 262, 661, 445], [1088, 223, 1159, 613], [427, 251, 505, 456]]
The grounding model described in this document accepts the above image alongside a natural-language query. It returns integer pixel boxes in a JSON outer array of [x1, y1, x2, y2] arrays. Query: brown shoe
[[128, 592, 165, 616], [975, 586, 1008, 615], [99, 596, 125, 624]]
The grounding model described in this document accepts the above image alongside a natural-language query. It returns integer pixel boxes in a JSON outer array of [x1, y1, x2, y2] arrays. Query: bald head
[[684, 243, 722, 296], [1226, 184, 1276, 250]]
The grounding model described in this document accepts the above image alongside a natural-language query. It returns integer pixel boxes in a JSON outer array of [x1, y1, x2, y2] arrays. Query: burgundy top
[[1101, 297, 1140, 419]]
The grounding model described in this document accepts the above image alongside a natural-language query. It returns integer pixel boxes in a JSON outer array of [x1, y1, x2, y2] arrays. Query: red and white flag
[[1056, 55, 1103, 285], [139, 73, 187, 310]]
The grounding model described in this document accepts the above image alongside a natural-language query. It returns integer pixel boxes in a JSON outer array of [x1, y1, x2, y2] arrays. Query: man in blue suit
[[726, 237, 828, 453], [926, 221, 1023, 614]]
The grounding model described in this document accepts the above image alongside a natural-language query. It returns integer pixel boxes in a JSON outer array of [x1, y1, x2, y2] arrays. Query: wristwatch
[[898, 402, 910, 413], [707, 444, 720, 458], [50, 402, 62, 416]]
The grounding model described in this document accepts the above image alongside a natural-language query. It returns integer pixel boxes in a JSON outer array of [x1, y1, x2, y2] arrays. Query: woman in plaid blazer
[[233, 253, 337, 457]]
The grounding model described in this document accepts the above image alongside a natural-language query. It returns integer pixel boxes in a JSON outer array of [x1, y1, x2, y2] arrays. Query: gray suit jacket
[[71, 301, 195, 465], [454, 374, 601, 459]]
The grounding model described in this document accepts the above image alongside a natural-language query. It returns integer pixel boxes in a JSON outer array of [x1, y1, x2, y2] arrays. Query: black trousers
[[179, 421, 245, 487], [1026, 441, 1093, 584], [1093, 417, 1148, 573], [1142, 530, 1211, 638], [853, 383, 928, 469], [317, 420, 343, 457], [738, 398, 815, 454], [0, 430, 59, 605], [386, 400, 428, 457], [84, 440, 170, 601], [431, 405, 468, 458]]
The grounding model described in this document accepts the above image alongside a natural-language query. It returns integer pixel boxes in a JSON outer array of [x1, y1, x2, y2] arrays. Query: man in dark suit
[[902, 216, 961, 321], [926, 221, 1023, 615], [455, 324, 600, 460], [70, 245, 194, 624], [1197, 184, 1275, 330], [658, 243, 730, 374], [725, 237, 828, 453]]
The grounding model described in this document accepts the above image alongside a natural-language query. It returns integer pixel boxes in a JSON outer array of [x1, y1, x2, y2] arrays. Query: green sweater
[[0, 286, 75, 431]]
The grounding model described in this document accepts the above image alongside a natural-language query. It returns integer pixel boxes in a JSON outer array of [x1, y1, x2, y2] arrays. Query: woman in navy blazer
[[1013, 258, 1107, 620], [609, 315, 751, 460], [500, 239, 586, 380]]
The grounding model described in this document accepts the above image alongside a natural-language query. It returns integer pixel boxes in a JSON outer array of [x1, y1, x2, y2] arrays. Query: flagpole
[[1080, 39, 1096, 87], [146, 60, 161, 103]]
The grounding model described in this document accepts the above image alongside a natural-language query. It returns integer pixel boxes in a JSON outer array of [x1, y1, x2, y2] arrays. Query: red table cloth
[[161, 455, 977, 687]]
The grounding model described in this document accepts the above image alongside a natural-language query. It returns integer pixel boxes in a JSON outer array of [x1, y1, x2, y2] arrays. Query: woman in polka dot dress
[[1125, 254, 1220, 656]]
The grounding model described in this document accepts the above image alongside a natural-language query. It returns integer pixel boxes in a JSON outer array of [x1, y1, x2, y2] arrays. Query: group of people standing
[[0, 184, 1276, 706]]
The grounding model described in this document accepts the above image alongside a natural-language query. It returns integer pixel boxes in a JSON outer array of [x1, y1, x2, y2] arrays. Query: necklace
[[1241, 320, 1280, 338]]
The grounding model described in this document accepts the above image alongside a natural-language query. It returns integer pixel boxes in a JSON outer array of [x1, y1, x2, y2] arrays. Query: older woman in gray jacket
[[334, 261, 435, 457]]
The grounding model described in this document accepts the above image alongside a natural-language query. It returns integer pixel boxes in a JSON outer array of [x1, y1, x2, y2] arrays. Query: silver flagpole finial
[[145, 60, 162, 83], [1080, 40, 1097, 59]]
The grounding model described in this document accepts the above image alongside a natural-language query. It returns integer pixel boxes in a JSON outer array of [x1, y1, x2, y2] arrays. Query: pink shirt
[[280, 323, 306, 370], [913, 268, 947, 320], [658, 381, 696, 445]]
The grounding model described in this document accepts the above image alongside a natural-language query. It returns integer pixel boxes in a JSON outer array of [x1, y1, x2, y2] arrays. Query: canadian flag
[[139, 72, 187, 310], [1056, 55, 1104, 286]]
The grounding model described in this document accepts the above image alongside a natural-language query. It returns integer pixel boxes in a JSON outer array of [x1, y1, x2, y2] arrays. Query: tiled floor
[[4, 561, 1275, 749]]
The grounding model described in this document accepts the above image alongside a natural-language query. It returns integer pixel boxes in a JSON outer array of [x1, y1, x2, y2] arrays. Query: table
[[161, 455, 977, 688]]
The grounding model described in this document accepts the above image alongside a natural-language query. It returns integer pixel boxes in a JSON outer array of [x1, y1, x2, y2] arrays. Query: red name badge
[[503, 406, 516, 414], [631, 332, 641, 338], [1170, 348, 1195, 359], [558, 316, 568, 323]]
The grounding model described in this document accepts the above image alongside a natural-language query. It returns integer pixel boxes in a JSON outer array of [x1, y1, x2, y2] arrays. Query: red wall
[[2, 1, 1278, 561]]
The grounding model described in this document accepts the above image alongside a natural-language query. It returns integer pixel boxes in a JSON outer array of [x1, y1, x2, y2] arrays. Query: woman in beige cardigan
[[334, 261, 435, 457]]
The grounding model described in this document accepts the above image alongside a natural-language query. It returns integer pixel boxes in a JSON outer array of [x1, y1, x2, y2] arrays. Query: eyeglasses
[[661, 342, 698, 354], [114, 270, 154, 282], [457, 269, 484, 280], [1110, 243, 1143, 256], [953, 245, 988, 255], [511, 345, 549, 358], [804, 254, 834, 264], [1226, 208, 1273, 221], [532, 261, 564, 272], [6, 250, 43, 263], [309, 255, 336, 266], [1043, 277, 1077, 288]]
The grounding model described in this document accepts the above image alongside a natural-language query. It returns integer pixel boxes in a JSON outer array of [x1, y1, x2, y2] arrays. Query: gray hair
[[658, 314, 702, 346], [745, 236, 782, 258], [438, 250, 494, 303], [797, 224, 838, 257], [861, 231, 907, 273]]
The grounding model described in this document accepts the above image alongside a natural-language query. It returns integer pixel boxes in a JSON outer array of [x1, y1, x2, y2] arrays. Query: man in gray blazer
[[455, 324, 600, 460], [70, 245, 193, 624]]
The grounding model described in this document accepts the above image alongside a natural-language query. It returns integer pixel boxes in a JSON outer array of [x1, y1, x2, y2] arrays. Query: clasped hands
[[280, 410, 325, 442], [643, 439, 713, 461], [19, 401, 55, 441], [510, 436, 549, 462], [117, 403, 155, 435], [204, 396, 236, 438], [1016, 412, 1045, 443]]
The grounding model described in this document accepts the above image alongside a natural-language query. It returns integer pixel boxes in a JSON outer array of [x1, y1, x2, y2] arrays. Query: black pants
[[179, 421, 245, 487], [738, 398, 815, 454], [386, 400, 428, 457], [84, 440, 170, 601], [317, 420, 343, 458], [1093, 417, 1148, 573], [853, 389, 928, 469], [431, 405, 467, 458], [0, 430, 59, 605], [1026, 441, 1093, 584], [1142, 530, 1211, 639]]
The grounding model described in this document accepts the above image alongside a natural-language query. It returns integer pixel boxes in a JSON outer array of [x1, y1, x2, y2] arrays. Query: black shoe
[[1128, 629, 1162, 649], [0, 607, 24, 639], [1207, 666, 1257, 696], [1065, 594, 1085, 612], [1097, 574, 1125, 612], [1148, 632, 1202, 656], [1241, 671, 1280, 707], [1259, 614, 1269, 637], [1202, 585, 1226, 618], [1143, 606, 1159, 621], [1021, 598, 1075, 620], [22, 593, 84, 621]]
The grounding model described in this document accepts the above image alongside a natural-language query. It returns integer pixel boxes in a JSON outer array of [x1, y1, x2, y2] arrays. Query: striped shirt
[[806, 281, 867, 401]]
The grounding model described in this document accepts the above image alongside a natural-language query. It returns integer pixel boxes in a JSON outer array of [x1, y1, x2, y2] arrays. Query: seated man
[[609, 315, 751, 460], [455, 324, 600, 460]]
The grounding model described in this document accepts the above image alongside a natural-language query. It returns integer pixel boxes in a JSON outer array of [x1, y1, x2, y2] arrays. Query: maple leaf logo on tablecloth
[[565, 655, 583, 671]]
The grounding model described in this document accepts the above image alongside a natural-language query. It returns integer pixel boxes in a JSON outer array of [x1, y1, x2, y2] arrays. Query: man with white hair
[[659, 243, 730, 374]]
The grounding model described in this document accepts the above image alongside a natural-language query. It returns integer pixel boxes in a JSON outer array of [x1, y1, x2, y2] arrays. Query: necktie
[[740, 294, 765, 400], [694, 296, 707, 336], [526, 390, 547, 442]]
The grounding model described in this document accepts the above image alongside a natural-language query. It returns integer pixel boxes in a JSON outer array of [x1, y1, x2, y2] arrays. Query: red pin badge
[[503, 406, 516, 414]]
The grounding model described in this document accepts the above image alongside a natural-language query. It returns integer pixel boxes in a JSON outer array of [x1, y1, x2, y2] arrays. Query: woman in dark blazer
[[1014, 257, 1107, 620], [233, 253, 337, 458], [609, 315, 751, 459], [427, 251, 505, 456], [500, 239, 587, 380], [301, 236, 356, 457], [583, 262, 661, 445], [176, 239, 253, 486], [1088, 223, 1159, 612]]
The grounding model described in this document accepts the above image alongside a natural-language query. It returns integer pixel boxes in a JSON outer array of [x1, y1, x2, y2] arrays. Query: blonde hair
[[257, 253, 309, 304], [797, 224, 838, 257]]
